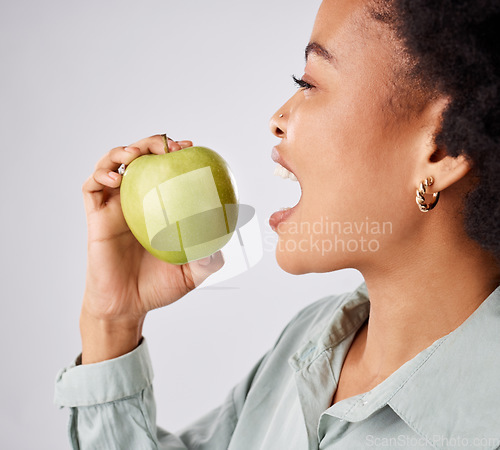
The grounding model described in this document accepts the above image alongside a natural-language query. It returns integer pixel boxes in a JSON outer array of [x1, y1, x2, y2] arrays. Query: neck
[[357, 227, 499, 381]]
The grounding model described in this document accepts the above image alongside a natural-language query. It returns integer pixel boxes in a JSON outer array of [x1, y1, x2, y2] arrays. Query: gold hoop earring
[[416, 177, 440, 212]]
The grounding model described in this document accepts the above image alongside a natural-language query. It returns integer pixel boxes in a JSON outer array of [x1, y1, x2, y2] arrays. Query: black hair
[[372, 0, 500, 262]]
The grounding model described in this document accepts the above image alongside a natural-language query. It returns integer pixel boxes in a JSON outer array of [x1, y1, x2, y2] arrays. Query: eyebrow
[[305, 42, 336, 65]]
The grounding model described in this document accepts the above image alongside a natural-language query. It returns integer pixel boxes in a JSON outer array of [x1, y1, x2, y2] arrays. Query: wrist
[[79, 308, 146, 365]]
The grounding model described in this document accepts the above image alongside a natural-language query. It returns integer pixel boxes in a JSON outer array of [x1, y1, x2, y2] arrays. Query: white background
[[0, 1, 363, 448]]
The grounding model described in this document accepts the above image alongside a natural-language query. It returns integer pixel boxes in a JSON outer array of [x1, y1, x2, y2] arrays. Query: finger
[[168, 139, 193, 152], [95, 146, 142, 171], [177, 140, 193, 149], [82, 169, 122, 211], [82, 170, 119, 194], [187, 251, 225, 288], [94, 168, 122, 189], [127, 134, 171, 156], [168, 139, 182, 152]]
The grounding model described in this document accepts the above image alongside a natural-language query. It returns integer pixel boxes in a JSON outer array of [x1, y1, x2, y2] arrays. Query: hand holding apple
[[79, 135, 225, 364]]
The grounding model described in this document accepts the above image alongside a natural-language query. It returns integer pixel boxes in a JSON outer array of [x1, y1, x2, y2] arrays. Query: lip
[[271, 146, 298, 179], [269, 207, 297, 232]]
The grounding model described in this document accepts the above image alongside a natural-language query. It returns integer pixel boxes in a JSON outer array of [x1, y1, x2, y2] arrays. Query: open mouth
[[274, 163, 298, 182], [269, 155, 303, 232]]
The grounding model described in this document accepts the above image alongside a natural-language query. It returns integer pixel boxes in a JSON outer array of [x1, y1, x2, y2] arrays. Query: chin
[[274, 239, 356, 275], [275, 247, 310, 274]]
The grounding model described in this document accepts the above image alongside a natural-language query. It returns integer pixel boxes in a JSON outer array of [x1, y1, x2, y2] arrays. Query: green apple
[[120, 146, 239, 265]]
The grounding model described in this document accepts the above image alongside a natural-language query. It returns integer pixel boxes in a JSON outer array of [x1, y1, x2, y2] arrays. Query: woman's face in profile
[[269, 0, 433, 275]]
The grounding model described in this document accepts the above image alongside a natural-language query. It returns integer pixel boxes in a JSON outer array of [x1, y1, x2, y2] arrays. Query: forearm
[[79, 302, 145, 365]]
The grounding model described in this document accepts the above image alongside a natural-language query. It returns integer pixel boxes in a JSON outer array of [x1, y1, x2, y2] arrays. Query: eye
[[292, 75, 315, 90]]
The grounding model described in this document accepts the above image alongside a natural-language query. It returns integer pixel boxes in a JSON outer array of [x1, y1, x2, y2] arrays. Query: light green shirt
[[54, 283, 500, 449]]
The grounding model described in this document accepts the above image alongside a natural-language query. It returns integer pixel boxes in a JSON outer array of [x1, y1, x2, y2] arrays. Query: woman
[[55, 0, 500, 448]]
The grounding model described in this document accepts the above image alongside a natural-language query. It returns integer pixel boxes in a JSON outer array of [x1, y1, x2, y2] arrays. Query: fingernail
[[124, 147, 136, 152], [108, 171, 119, 180], [197, 255, 212, 266]]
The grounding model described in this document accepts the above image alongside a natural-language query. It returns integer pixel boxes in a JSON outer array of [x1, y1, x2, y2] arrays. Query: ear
[[414, 97, 472, 194], [424, 152, 471, 193]]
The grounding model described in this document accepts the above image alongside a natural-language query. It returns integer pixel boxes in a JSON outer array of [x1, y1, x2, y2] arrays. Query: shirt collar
[[290, 282, 500, 445], [288, 284, 370, 372]]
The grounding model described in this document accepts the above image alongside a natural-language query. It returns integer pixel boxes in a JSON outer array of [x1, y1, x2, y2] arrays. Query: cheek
[[276, 137, 417, 273], [293, 91, 385, 170]]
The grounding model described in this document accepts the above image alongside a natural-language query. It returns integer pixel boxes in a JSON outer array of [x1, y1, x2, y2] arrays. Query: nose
[[269, 109, 286, 138]]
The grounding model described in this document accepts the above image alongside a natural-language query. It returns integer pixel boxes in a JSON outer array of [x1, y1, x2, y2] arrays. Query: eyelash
[[292, 75, 315, 90]]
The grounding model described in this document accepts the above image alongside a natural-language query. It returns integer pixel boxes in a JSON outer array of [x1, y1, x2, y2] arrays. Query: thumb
[[188, 251, 225, 288]]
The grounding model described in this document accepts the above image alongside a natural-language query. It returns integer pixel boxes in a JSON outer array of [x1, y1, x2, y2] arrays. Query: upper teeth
[[274, 163, 298, 181]]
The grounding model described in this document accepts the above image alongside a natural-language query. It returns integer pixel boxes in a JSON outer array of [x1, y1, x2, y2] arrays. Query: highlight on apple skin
[[120, 146, 239, 265]]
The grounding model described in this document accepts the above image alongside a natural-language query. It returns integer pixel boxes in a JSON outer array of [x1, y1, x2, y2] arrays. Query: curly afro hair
[[370, 0, 500, 262]]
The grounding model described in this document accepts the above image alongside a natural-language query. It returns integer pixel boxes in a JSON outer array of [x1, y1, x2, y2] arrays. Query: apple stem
[[162, 134, 169, 153]]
